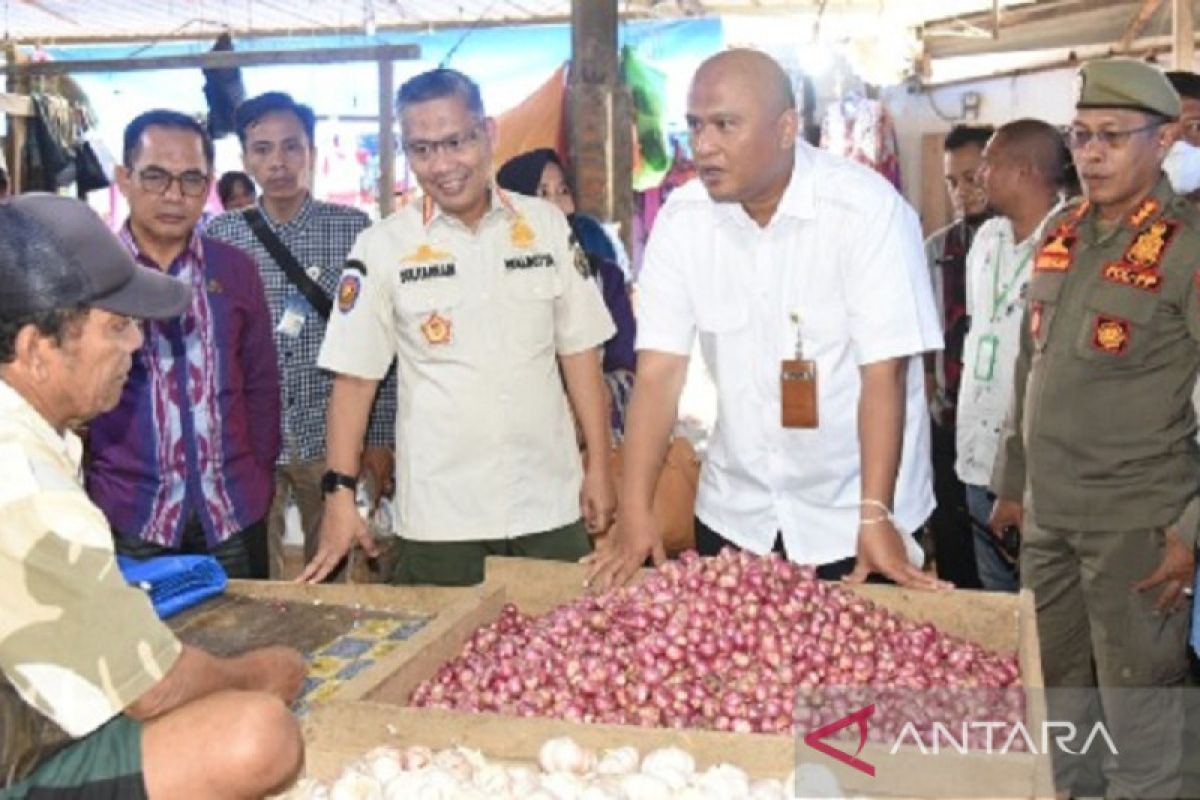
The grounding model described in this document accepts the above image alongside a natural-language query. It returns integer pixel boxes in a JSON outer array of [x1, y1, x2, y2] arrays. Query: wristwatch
[[320, 469, 357, 496]]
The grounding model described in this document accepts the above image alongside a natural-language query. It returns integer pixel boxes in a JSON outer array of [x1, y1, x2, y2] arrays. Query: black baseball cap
[[0, 194, 191, 320]]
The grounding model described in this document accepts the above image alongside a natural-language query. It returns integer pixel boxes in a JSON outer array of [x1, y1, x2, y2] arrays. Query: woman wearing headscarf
[[496, 148, 636, 440]]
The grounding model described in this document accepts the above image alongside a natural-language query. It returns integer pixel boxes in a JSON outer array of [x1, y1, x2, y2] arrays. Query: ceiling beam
[[1117, 0, 1166, 52], [6, 42, 420, 76]]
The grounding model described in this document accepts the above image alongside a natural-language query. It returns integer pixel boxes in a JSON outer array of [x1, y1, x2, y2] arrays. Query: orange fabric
[[493, 64, 568, 171]]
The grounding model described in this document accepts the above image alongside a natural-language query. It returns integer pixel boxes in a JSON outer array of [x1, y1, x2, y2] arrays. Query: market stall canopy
[[0, 0, 1045, 46]]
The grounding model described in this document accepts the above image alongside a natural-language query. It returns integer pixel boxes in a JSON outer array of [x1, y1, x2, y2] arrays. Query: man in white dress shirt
[[587, 49, 946, 590], [957, 119, 1067, 592]]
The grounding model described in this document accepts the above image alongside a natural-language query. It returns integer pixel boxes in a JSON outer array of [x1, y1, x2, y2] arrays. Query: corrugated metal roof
[[0, 0, 1031, 45]]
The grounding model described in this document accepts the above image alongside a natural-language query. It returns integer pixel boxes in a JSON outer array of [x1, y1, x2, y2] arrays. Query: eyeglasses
[[1179, 119, 1200, 141], [402, 124, 484, 163], [137, 167, 210, 197], [1063, 121, 1162, 150]]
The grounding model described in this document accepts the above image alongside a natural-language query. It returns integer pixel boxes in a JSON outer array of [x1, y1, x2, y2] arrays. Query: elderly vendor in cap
[[989, 58, 1198, 798], [0, 195, 305, 798]]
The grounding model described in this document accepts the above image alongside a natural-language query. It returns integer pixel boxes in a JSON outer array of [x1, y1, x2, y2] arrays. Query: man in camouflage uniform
[[991, 59, 1198, 798], [0, 195, 305, 798]]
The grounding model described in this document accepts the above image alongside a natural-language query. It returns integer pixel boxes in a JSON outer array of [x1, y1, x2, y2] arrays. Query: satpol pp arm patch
[[336, 259, 367, 314]]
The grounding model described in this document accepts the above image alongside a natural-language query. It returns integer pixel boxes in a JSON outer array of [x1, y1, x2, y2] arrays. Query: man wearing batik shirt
[[86, 110, 280, 579], [923, 124, 994, 589], [207, 92, 396, 578]]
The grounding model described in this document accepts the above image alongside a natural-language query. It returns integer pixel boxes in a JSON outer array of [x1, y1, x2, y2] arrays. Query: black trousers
[[694, 516, 886, 582], [114, 515, 269, 580], [926, 419, 981, 588]]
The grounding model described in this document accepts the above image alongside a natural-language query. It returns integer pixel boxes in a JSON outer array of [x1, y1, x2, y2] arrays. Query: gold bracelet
[[859, 515, 891, 525]]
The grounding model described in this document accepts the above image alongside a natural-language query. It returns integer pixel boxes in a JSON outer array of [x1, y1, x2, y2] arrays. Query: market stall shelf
[[301, 557, 1053, 799]]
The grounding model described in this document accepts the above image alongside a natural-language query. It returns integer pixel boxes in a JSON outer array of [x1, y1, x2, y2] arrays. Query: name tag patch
[[504, 252, 555, 271], [400, 263, 456, 284]]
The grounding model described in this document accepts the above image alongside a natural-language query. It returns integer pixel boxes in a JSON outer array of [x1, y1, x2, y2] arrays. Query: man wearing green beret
[[991, 57, 1196, 798]]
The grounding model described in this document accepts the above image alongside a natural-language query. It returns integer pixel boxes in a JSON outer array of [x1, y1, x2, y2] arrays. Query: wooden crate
[[305, 558, 1053, 798]]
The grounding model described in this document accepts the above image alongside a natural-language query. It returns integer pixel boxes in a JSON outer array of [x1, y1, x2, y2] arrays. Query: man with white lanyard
[[957, 119, 1069, 592], [587, 49, 946, 591]]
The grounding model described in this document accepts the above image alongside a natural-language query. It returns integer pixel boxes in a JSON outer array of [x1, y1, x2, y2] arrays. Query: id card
[[974, 333, 999, 382], [781, 358, 818, 428], [276, 294, 311, 339]]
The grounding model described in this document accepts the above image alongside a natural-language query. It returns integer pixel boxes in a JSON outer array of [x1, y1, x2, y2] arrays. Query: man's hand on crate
[[582, 505, 666, 591], [298, 491, 377, 584], [846, 518, 953, 590]]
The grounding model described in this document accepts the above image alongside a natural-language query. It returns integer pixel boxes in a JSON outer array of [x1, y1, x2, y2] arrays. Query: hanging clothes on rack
[[24, 92, 75, 191], [820, 93, 902, 191]]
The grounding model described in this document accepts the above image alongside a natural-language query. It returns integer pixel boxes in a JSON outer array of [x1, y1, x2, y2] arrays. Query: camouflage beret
[[1076, 58, 1181, 119]]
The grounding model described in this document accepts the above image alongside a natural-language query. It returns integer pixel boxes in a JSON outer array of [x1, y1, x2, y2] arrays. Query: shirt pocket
[[1026, 274, 1064, 353], [1073, 281, 1158, 365], [504, 268, 563, 356], [394, 280, 464, 355]]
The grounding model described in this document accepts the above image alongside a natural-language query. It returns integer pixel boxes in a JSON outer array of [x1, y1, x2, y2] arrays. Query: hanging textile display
[[820, 95, 902, 191], [621, 45, 671, 192]]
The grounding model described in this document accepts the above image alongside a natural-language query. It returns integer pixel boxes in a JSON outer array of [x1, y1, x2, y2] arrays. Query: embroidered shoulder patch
[[336, 274, 361, 313], [1122, 220, 1178, 270], [1034, 228, 1076, 272]]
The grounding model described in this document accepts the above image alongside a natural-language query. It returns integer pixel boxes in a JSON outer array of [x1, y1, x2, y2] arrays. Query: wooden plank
[[223, 577, 474, 616], [0, 92, 34, 117], [7, 43, 420, 77], [335, 587, 505, 704], [1173, 0, 1195, 69], [1118, 0, 1166, 53], [920, 132, 952, 238]]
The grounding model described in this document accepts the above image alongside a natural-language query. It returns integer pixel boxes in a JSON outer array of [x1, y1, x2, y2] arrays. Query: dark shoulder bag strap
[[242, 208, 332, 320]]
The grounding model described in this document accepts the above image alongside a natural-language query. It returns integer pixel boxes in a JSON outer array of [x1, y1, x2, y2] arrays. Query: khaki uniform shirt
[[318, 190, 615, 542], [993, 177, 1200, 546], [0, 381, 181, 785]]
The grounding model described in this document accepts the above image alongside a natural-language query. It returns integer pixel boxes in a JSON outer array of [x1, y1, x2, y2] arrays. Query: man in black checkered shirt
[[207, 92, 395, 579]]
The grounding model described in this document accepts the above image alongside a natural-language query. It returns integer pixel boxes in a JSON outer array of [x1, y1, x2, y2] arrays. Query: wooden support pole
[[378, 57, 396, 218], [1173, 0, 1195, 70], [568, 0, 632, 250]]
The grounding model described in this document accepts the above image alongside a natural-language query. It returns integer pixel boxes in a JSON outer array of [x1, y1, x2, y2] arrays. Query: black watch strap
[[321, 470, 357, 495]]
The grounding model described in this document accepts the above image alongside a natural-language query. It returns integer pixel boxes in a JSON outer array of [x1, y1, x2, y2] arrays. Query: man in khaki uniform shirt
[[302, 68, 616, 586], [991, 59, 1198, 798]]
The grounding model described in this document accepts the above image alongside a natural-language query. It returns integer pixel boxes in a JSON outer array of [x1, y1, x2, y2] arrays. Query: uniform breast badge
[[336, 274, 361, 313], [1092, 316, 1130, 355], [510, 217, 536, 249], [420, 311, 452, 345]]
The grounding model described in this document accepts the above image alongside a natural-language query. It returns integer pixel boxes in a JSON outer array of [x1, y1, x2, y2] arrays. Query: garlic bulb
[[538, 736, 596, 775], [673, 786, 721, 800], [748, 777, 787, 799], [398, 745, 433, 770], [471, 762, 511, 795], [618, 772, 673, 800], [540, 770, 587, 799], [507, 765, 542, 796], [580, 776, 627, 800], [696, 763, 749, 797], [360, 746, 402, 785], [595, 745, 640, 776], [328, 768, 383, 800], [640, 746, 696, 777], [431, 747, 475, 783]]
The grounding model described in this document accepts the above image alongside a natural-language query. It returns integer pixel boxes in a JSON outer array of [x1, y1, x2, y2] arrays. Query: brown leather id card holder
[[780, 358, 818, 428]]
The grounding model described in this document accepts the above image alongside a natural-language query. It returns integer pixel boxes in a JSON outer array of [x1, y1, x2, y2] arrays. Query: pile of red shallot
[[411, 550, 1023, 743]]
